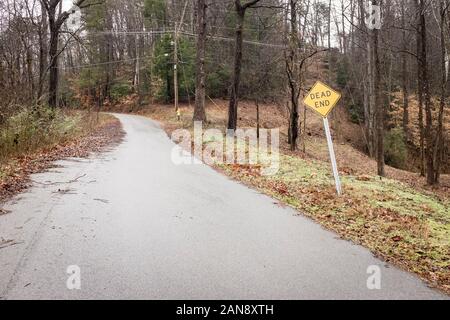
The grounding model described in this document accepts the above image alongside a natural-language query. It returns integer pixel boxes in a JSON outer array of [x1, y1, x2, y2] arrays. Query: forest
[[0, 0, 448, 184]]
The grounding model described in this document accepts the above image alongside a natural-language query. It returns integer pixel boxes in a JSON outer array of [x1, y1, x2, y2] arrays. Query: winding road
[[0, 114, 446, 299]]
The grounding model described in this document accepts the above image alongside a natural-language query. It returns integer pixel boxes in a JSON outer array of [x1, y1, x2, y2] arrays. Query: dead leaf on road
[[0, 239, 24, 250], [0, 209, 11, 216], [94, 198, 109, 204]]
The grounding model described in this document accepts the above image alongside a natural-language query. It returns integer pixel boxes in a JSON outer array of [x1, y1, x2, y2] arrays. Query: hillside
[[137, 96, 449, 195]]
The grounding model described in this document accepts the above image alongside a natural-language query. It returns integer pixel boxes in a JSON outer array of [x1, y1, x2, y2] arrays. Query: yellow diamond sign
[[303, 81, 341, 118]]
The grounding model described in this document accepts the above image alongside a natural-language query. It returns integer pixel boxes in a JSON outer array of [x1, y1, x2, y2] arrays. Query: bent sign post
[[303, 81, 342, 195]]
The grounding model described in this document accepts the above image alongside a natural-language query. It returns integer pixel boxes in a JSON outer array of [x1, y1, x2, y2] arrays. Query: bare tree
[[227, 0, 262, 131], [285, 0, 301, 151], [41, 0, 100, 108], [373, 0, 384, 177], [401, 0, 409, 139], [415, 0, 426, 176], [433, 0, 449, 184], [193, 0, 207, 122]]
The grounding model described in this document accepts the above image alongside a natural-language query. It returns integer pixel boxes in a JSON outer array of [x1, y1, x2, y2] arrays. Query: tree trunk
[[193, 0, 207, 122], [48, 20, 59, 109], [134, 35, 140, 95], [373, 0, 384, 177], [401, 2, 409, 139], [417, 0, 434, 185], [367, 38, 375, 157], [289, 93, 299, 151], [416, 0, 426, 176], [433, 1, 448, 184], [358, 0, 372, 156], [256, 99, 260, 139], [286, 0, 301, 151], [365, 0, 375, 157], [228, 6, 245, 131]]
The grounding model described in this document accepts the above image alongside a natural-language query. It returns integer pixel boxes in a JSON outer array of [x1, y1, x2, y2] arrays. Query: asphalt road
[[0, 114, 446, 300]]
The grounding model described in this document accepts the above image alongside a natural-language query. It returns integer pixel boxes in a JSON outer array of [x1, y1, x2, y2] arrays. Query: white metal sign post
[[323, 117, 342, 195], [303, 81, 343, 196]]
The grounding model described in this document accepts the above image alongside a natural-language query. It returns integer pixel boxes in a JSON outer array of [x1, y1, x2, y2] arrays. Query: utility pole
[[173, 1, 189, 112], [174, 24, 178, 112], [135, 35, 140, 95]]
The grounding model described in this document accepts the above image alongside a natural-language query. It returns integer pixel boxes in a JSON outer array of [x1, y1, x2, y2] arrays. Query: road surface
[[0, 114, 446, 300]]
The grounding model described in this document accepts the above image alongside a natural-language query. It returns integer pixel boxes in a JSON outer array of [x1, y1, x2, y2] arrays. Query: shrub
[[207, 67, 231, 98], [110, 82, 132, 102], [348, 103, 363, 124], [335, 59, 349, 90], [0, 106, 82, 163], [384, 128, 407, 169]]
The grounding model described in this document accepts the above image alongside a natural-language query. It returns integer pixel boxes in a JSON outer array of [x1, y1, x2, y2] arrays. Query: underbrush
[[0, 106, 92, 163], [384, 128, 408, 169]]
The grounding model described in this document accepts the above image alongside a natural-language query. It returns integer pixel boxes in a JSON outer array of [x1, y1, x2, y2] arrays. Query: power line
[[86, 30, 174, 36], [59, 56, 145, 70], [74, 28, 287, 48], [144, 17, 285, 34], [181, 31, 287, 49]]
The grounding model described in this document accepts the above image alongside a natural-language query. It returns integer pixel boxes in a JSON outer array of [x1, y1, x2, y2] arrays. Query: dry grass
[[0, 107, 105, 164], [0, 111, 121, 202]]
